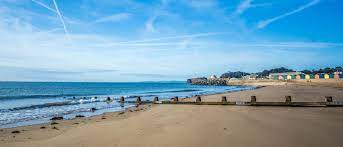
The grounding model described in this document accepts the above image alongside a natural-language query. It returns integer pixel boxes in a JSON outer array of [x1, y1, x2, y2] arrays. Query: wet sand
[[1, 85, 343, 147]]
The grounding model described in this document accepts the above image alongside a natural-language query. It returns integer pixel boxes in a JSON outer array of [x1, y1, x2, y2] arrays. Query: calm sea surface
[[0, 82, 253, 128]]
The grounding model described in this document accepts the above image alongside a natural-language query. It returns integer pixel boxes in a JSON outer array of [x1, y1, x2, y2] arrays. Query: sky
[[0, 0, 342, 82]]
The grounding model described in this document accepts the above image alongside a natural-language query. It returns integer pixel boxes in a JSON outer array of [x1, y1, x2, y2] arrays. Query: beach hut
[[329, 74, 334, 79], [340, 74, 343, 79], [296, 75, 301, 80], [273, 75, 278, 80], [319, 74, 325, 79], [278, 75, 283, 80], [334, 73, 340, 79], [269, 72, 303, 81], [315, 74, 320, 79], [310, 74, 315, 79], [324, 74, 330, 79], [282, 75, 287, 80], [305, 74, 310, 80], [300, 74, 306, 79]]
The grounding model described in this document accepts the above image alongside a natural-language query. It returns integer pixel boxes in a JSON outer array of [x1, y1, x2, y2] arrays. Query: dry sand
[[1, 85, 343, 147], [184, 84, 343, 102]]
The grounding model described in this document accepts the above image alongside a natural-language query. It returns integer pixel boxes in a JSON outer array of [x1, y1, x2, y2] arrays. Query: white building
[[209, 75, 217, 79], [242, 74, 257, 80]]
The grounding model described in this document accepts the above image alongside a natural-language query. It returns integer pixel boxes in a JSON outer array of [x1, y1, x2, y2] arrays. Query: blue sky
[[0, 0, 342, 82]]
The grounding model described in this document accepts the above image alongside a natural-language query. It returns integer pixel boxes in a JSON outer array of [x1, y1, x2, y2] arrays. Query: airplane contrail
[[116, 32, 231, 44], [257, 0, 320, 29], [90, 32, 232, 48], [31, 0, 57, 13], [52, 0, 69, 35]]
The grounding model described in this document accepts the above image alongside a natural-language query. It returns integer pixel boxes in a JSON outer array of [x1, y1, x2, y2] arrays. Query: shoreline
[[0, 85, 259, 141], [2, 84, 343, 147], [0, 104, 152, 143], [0, 85, 255, 129]]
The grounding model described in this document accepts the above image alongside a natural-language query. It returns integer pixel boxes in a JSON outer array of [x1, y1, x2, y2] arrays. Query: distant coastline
[[187, 66, 343, 87]]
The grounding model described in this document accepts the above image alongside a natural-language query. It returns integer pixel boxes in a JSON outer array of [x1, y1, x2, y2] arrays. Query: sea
[[0, 82, 253, 128]]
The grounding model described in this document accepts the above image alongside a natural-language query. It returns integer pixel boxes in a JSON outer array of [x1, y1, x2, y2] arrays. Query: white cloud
[[219, 42, 343, 49], [184, 0, 217, 9], [93, 13, 131, 24], [119, 32, 230, 43], [145, 14, 157, 33], [143, 0, 180, 33], [257, 0, 320, 29], [230, 0, 272, 19], [233, 0, 252, 16]]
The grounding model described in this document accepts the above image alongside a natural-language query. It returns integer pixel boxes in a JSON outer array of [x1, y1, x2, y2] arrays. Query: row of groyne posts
[[117, 96, 343, 107]]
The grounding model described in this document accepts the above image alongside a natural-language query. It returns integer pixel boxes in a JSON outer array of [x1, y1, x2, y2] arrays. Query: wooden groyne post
[[120, 96, 125, 103], [326, 96, 333, 102], [221, 96, 227, 103], [173, 96, 179, 102], [251, 96, 256, 104], [136, 96, 142, 104], [196, 96, 202, 102], [285, 96, 292, 104], [154, 96, 159, 103]]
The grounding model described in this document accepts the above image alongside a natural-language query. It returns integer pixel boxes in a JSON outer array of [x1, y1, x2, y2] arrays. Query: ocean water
[[0, 82, 253, 128]]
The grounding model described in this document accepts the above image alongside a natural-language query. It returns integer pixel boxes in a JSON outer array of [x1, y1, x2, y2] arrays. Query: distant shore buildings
[[269, 72, 342, 80], [187, 67, 343, 85], [242, 74, 257, 80]]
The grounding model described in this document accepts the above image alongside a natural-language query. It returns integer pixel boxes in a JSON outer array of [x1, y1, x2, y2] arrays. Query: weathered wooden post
[[120, 96, 125, 103], [251, 96, 256, 104], [325, 96, 333, 102], [196, 96, 202, 102], [285, 96, 292, 104], [222, 96, 227, 103], [136, 96, 142, 104], [118, 96, 124, 107], [153, 96, 159, 103]]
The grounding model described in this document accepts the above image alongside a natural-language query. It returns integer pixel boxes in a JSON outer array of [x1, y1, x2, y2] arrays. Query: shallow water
[[0, 82, 253, 128]]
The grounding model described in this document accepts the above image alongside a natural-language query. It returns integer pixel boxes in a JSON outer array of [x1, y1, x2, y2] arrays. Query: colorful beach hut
[[305, 74, 310, 80], [282, 75, 287, 80], [296, 75, 301, 80], [274, 75, 278, 80], [340, 74, 343, 79], [324, 74, 330, 79], [300, 74, 306, 79], [310, 74, 315, 79], [278, 75, 283, 80], [319, 74, 325, 79], [315, 74, 320, 79], [269, 72, 304, 81], [329, 74, 334, 79], [334, 73, 340, 79]]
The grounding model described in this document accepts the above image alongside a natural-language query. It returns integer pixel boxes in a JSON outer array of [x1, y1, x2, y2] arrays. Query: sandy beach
[[2, 0, 342, 146], [1, 84, 343, 147]]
